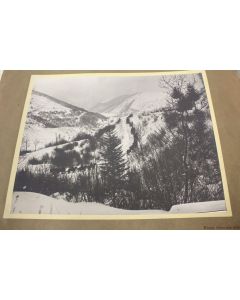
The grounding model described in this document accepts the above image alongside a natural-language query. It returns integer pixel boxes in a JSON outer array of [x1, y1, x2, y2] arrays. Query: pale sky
[[32, 74, 166, 110], [32, 73, 202, 110]]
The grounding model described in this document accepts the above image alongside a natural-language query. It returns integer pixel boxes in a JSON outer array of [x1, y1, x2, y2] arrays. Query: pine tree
[[99, 130, 128, 194], [162, 84, 202, 203], [161, 83, 223, 203]]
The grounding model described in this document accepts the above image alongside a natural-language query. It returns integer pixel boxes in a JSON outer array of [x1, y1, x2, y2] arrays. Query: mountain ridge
[[22, 90, 108, 151], [91, 93, 138, 114], [91, 91, 166, 116], [32, 90, 87, 112]]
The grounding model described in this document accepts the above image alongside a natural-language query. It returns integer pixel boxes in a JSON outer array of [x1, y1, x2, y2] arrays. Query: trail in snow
[[115, 116, 134, 154]]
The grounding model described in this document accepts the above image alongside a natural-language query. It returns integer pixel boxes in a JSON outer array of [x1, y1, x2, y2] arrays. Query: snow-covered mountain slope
[[91, 94, 138, 114], [91, 91, 167, 116], [129, 111, 164, 144], [18, 139, 92, 170], [21, 90, 108, 151], [29, 90, 106, 128]]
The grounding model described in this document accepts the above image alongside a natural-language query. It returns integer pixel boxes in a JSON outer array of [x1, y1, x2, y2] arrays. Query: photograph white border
[[3, 70, 232, 220]]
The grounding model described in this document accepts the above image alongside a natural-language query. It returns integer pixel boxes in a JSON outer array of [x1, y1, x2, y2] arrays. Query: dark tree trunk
[[182, 113, 189, 203]]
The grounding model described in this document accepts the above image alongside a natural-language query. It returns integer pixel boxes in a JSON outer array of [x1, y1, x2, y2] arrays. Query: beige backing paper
[[1, 70, 240, 229], [2, 71, 232, 221]]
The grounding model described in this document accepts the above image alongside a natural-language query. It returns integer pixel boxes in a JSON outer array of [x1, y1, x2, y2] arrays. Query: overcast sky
[[32, 73, 202, 110], [32, 74, 166, 110]]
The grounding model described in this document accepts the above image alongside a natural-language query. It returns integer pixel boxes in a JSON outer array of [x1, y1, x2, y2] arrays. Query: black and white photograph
[[4, 71, 230, 218]]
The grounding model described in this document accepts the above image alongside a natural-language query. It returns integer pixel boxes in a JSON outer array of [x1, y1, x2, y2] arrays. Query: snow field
[[11, 192, 167, 215], [11, 192, 226, 215]]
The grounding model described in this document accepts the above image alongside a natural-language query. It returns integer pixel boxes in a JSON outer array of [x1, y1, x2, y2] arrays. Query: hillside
[[22, 90, 167, 152], [29, 90, 106, 128], [91, 91, 167, 116], [32, 90, 87, 111], [91, 93, 138, 114], [22, 90, 108, 151]]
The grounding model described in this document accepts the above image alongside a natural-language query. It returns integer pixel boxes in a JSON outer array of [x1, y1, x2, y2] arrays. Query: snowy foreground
[[11, 192, 226, 215]]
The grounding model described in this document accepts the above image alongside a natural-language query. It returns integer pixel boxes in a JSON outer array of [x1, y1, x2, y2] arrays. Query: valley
[[13, 75, 225, 214]]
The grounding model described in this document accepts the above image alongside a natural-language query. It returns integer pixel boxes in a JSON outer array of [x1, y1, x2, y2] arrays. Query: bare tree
[[159, 74, 204, 95], [23, 137, 29, 152], [159, 74, 187, 93], [55, 133, 58, 145], [33, 139, 39, 151]]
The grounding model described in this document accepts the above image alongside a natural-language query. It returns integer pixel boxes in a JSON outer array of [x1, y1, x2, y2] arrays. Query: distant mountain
[[22, 90, 108, 151], [91, 93, 138, 114], [91, 91, 166, 116], [29, 90, 107, 128], [32, 90, 87, 111]]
